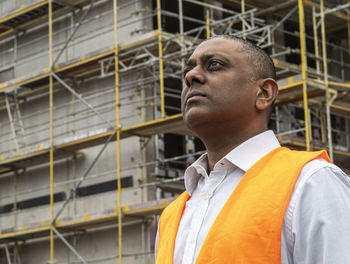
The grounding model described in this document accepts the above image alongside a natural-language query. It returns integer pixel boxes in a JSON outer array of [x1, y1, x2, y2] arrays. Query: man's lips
[[186, 91, 206, 103]]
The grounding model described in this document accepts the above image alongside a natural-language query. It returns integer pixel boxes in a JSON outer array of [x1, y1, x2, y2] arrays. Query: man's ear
[[255, 78, 279, 111]]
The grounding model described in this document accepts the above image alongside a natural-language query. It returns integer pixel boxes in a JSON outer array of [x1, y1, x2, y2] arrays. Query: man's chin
[[183, 110, 211, 130]]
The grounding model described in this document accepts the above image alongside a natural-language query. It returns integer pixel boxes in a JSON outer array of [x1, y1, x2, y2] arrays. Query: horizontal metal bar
[[184, 0, 238, 15], [276, 128, 306, 137], [314, 2, 350, 17]]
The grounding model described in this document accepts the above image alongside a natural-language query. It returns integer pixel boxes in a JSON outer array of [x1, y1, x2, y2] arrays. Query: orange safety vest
[[156, 147, 331, 264]]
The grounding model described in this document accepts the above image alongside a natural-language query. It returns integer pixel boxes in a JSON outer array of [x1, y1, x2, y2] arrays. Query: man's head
[[181, 35, 278, 139], [205, 35, 276, 81]]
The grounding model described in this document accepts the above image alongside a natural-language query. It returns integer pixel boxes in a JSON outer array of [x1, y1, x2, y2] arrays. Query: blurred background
[[0, 0, 349, 263]]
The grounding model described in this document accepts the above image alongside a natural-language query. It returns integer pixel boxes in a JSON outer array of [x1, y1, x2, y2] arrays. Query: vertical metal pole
[[320, 0, 333, 161], [48, 1, 55, 263], [14, 34, 17, 67], [141, 222, 146, 264], [346, 117, 349, 151], [298, 0, 310, 151], [157, 0, 165, 118], [71, 87, 76, 134], [320, 110, 326, 144], [348, 13, 350, 61], [178, 0, 185, 90], [113, 1, 122, 263], [340, 44, 345, 80], [5, 244, 12, 264], [206, 9, 210, 39], [241, 0, 246, 39], [14, 173, 18, 229], [178, 0, 184, 42], [139, 138, 145, 202], [5, 95, 20, 153], [48, 0, 54, 263], [312, 7, 321, 76]]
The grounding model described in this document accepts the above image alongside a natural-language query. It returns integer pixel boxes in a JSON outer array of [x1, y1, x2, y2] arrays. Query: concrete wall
[[0, 0, 156, 263], [0, 223, 155, 264], [0, 0, 153, 78], [0, 0, 39, 17]]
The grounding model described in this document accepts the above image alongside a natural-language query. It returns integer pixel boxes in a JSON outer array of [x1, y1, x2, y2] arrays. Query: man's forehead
[[188, 38, 242, 61], [195, 37, 242, 51], [189, 38, 242, 59]]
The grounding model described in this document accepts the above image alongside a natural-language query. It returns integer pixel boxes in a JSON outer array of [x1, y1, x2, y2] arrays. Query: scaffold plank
[[0, 0, 97, 38], [0, 197, 177, 242], [0, 114, 189, 173]]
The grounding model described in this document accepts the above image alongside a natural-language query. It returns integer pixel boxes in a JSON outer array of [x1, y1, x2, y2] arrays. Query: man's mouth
[[186, 92, 206, 103]]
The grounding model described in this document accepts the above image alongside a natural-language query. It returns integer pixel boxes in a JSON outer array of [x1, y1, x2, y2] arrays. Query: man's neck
[[202, 129, 266, 171]]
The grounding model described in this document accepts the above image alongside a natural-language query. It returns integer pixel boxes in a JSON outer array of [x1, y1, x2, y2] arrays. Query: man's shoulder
[[283, 158, 350, 263], [290, 157, 350, 213], [300, 158, 349, 186]]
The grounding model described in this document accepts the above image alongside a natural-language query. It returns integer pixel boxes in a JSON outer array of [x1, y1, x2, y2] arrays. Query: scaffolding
[[0, 0, 349, 263]]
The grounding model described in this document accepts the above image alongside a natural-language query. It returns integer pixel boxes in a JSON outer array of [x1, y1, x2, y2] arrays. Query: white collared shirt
[[155, 130, 350, 264]]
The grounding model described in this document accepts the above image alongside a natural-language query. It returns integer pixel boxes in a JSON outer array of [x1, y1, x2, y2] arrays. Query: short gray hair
[[204, 35, 276, 81]]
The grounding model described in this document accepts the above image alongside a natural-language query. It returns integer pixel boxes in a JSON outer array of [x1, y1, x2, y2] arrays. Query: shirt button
[[202, 193, 209, 200], [220, 162, 225, 166], [196, 168, 201, 175], [191, 237, 196, 244]]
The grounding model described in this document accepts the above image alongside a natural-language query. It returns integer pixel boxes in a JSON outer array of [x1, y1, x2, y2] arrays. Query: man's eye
[[208, 61, 222, 70]]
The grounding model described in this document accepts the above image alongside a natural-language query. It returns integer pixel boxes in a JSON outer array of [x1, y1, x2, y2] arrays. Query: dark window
[[164, 76, 182, 116], [17, 192, 66, 210], [0, 178, 133, 215], [283, 21, 315, 68], [163, 134, 186, 170], [0, 192, 66, 215], [0, 204, 14, 214], [75, 177, 133, 198], [152, 0, 204, 37]]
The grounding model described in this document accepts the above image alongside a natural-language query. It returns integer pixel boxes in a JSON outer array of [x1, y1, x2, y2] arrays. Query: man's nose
[[185, 67, 205, 87]]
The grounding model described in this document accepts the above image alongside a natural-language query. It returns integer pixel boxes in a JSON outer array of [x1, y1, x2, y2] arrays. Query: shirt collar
[[184, 153, 208, 195], [225, 130, 280, 172], [184, 130, 280, 195]]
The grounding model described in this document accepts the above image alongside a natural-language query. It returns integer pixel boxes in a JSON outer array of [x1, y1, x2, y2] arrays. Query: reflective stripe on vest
[[156, 147, 331, 264]]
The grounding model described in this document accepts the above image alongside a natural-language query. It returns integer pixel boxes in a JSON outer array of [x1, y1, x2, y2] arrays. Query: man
[[155, 35, 350, 263]]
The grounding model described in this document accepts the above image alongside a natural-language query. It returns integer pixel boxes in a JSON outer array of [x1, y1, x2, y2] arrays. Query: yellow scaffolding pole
[[48, 0, 54, 263], [298, 0, 310, 151], [241, 0, 246, 39], [157, 0, 165, 118], [320, 0, 333, 161], [206, 9, 210, 39], [113, 1, 122, 263], [312, 7, 321, 75], [330, 104, 350, 113]]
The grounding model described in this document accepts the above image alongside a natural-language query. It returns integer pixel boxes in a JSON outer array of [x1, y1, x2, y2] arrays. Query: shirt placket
[[182, 166, 228, 264]]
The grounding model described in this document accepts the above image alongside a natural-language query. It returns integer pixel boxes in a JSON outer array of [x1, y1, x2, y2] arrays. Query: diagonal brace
[[52, 72, 114, 128], [52, 227, 87, 264], [52, 0, 96, 67], [257, 6, 297, 46], [53, 129, 117, 224]]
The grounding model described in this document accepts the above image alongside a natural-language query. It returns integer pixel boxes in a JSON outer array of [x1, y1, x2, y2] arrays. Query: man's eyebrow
[[184, 53, 227, 68], [184, 58, 195, 68]]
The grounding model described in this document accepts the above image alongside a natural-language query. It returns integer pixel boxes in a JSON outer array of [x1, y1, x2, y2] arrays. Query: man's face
[[181, 38, 259, 132]]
